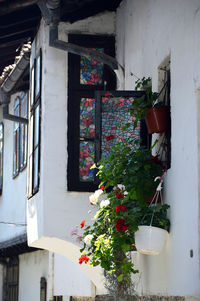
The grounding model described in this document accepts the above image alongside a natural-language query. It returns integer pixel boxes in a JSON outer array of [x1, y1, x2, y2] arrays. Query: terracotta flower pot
[[145, 106, 169, 134]]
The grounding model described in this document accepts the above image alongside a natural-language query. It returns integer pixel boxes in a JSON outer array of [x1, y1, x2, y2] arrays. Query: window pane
[[21, 93, 28, 118], [33, 147, 39, 190], [13, 128, 20, 175], [31, 67, 35, 107], [79, 141, 94, 182], [101, 96, 140, 158], [80, 48, 104, 85], [80, 98, 95, 138], [28, 154, 33, 197], [36, 54, 41, 97], [34, 105, 40, 147]]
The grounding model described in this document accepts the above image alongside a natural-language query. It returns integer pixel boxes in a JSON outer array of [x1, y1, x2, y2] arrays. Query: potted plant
[[129, 77, 169, 134], [135, 203, 170, 255]]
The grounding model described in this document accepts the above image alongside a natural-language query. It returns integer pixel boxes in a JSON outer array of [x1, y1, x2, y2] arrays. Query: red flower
[[105, 135, 115, 141], [79, 254, 89, 264], [100, 185, 104, 190], [116, 204, 127, 212], [80, 220, 86, 228], [115, 189, 124, 199], [104, 92, 110, 97], [115, 219, 129, 232]]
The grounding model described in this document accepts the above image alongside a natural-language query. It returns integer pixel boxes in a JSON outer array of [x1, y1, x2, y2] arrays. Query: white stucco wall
[[54, 253, 95, 297], [27, 12, 116, 295], [18, 250, 49, 301], [116, 0, 200, 297], [26, 1, 200, 297], [0, 94, 27, 242]]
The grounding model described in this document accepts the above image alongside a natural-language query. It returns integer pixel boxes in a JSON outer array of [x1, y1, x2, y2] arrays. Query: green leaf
[[117, 274, 124, 282]]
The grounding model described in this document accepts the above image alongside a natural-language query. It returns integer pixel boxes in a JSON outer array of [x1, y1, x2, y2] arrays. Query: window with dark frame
[[13, 97, 20, 177], [20, 92, 28, 170], [67, 35, 149, 192], [6, 257, 19, 301], [0, 123, 4, 195], [54, 296, 63, 301], [40, 277, 47, 301], [67, 34, 116, 192], [28, 49, 42, 197], [13, 93, 28, 178], [157, 61, 171, 170]]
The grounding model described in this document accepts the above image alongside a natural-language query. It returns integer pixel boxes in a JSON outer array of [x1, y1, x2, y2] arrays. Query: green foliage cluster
[[77, 137, 170, 296], [129, 76, 163, 120], [75, 79, 170, 296]]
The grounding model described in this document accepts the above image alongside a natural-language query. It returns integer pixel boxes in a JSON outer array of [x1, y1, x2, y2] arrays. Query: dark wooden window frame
[[40, 277, 47, 301], [68, 89, 149, 192], [29, 48, 42, 197], [6, 257, 19, 301], [20, 92, 28, 171], [54, 296, 63, 301], [13, 92, 28, 178], [13, 97, 20, 177], [67, 34, 116, 192]]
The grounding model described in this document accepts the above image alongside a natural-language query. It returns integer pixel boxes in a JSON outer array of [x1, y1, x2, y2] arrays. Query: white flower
[[117, 184, 125, 190], [100, 199, 110, 208], [117, 184, 128, 195], [89, 189, 103, 205], [84, 234, 94, 246]]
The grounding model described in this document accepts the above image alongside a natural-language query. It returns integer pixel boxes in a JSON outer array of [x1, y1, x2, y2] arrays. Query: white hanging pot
[[135, 225, 168, 255]]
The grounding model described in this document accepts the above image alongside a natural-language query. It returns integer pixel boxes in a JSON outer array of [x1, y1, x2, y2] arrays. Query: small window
[[13, 98, 20, 177], [13, 93, 28, 177], [40, 277, 47, 301], [54, 297, 63, 301], [20, 93, 28, 170], [6, 257, 19, 301], [28, 49, 42, 197], [0, 123, 4, 194]]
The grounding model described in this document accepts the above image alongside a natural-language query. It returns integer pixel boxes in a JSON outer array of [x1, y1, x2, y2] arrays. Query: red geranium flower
[[80, 220, 86, 228], [116, 204, 127, 212], [104, 92, 110, 97], [105, 135, 115, 141], [115, 189, 124, 199], [79, 254, 89, 264], [115, 219, 129, 232], [100, 185, 104, 190]]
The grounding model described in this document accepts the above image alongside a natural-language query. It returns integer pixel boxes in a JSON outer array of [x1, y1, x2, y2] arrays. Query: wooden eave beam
[[0, 0, 39, 15], [0, 31, 35, 44], [0, 16, 40, 29], [0, 26, 37, 40], [0, 38, 28, 48]]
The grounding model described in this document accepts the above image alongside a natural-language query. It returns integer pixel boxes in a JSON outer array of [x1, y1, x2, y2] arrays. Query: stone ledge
[[71, 296, 185, 301]]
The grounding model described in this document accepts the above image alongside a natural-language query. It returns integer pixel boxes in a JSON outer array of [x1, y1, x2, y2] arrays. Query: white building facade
[[0, 0, 200, 300]]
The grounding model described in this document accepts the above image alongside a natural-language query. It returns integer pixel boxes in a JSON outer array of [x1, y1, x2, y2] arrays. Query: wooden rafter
[[0, 0, 38, 15]]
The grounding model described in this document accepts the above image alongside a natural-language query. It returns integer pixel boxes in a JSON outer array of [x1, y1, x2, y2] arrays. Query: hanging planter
[[145, 106, 169, 134], [135, 176, 169, 255], [135, 225, 168, 255]]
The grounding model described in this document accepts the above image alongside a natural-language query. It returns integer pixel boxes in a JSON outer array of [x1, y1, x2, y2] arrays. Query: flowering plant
[[72, 134, 169, 296], [72, 88, 170, 296]]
